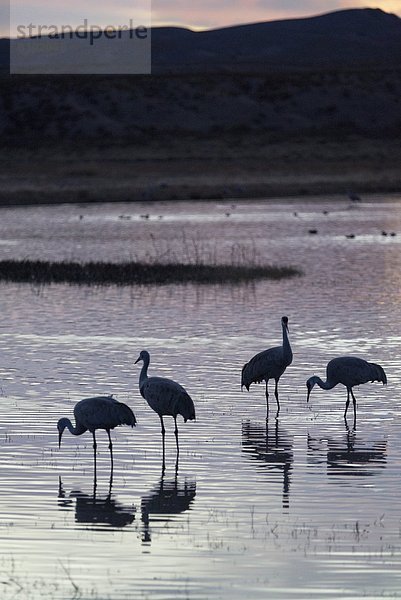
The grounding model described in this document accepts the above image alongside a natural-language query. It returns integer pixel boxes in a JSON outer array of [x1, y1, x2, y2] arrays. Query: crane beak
[[306, 386, 311, 403], [58, 430, 62, 448], [134, 356, 141, 364]]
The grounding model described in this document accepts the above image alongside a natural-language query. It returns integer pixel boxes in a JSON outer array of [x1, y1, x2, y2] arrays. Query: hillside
[[151, 8, 401, 72], [1, 68, 401, 139], [2, 8, 401, 72], [1, 8, 401, 203], [1, 8, 401, 140]]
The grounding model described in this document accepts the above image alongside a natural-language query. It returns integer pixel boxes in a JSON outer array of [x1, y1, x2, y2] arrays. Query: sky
[[3, 0, 401, 37], [152, 0, 401, 29]]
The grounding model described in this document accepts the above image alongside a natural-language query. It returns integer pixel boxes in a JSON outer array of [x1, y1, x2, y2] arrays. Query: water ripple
[[0, 199, 401, 598]]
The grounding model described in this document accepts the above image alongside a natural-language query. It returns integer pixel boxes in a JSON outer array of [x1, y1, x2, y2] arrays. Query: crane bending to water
[[241, 316, 293, 416], [57, 396, 136, 478], [135, 350, 195, 464], [306, 356, 387, 427]]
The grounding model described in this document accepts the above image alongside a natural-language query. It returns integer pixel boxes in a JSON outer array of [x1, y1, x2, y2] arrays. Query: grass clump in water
[[0, 259, 301, 285]]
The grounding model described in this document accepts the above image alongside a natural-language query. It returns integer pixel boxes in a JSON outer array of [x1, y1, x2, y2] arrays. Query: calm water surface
[[1, 196, 401, 598]]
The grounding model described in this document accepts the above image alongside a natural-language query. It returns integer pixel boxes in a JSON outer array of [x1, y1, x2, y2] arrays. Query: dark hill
[[1, 8, 401, 72], [1, 8, 401, 141], [151, 8, 401, 71]]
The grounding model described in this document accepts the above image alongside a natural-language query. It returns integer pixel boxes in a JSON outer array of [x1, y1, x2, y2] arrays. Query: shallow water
[[1, 196, 401, 598]]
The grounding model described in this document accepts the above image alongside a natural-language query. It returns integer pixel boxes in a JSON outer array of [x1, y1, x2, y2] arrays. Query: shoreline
[[1, 185, 401, 207], [1, 134, 400, 206]]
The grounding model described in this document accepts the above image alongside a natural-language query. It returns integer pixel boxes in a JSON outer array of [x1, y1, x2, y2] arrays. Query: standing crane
[[135, 350, 195, 465], [306, 356, 387, 427], [57, 395, 136, 481], [241, 316, 293, 416]]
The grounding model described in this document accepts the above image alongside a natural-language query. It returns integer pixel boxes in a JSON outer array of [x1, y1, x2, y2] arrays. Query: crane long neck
[[63, 418, 86, 436], [139, 355, 150, 387], [314, 376, 336, 391], [282, 324, 292, 361]]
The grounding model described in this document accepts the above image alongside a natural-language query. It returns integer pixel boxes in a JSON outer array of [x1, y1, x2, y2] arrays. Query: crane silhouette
[[306, 356, 387, 427], [241, 316, 293, 417], [135, 350, 195, 465], [57, 395, 136, 481]]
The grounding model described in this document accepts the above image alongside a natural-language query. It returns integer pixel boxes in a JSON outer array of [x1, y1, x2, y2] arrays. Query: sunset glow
[[4, 0, 401, 37], [151, 0, 401, 29]]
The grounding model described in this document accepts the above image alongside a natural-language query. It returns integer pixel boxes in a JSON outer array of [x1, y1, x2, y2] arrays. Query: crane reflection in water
[[141, 466, 196, 544], [58, 476, 136, 528], [241, 419, 293, 508], [307, 425, 387, 479]]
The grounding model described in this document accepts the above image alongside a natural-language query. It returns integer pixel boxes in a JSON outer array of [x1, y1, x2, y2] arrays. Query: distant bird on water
[[135, 350, 195, 463], [306, 356, 387, 427], [241, 316, 293, 416], [348, 191, 362, 203], [57, 396, 136, 476]]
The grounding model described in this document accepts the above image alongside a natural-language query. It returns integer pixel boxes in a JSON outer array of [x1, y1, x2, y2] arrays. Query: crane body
[[57, 395, 136, 477], [135, 350, 195, 464], [306, 356, 387, 426], [241, 316, 293, 415]]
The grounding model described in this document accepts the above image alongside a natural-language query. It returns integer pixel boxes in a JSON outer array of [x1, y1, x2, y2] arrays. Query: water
[[0, 196, 401, 598]]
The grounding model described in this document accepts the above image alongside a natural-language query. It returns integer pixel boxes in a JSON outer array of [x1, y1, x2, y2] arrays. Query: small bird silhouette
[[306, 356, 387, 427], [348, 191, 361, 203], [241, 316, 293, 417], [135, 350, 195, 465], [57, 396, 136, 479]]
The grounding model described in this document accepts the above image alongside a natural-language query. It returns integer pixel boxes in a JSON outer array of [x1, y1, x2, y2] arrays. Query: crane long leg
[[159, 414, 166, 437], [274, 378, 280, 414], [344, 389, 350, 420], [265, 380, 269, 417], [92, 431, 97, 487], [107, 429, 114, 475], [350, 388, 357, 429], [159, 414, 166, 469], [173, 415, 179, 456]]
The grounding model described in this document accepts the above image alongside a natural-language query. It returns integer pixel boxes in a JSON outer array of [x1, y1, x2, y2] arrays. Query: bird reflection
[[141, 466, 196, 544], [241, 419, 293, 508], [307, 425, 387, 478], [58, 476, 136, 528]]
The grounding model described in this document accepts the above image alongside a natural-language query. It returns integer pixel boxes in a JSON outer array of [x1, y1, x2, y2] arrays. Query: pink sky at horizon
[[3, 0, 401, 37], [152, 1, 401, 29]]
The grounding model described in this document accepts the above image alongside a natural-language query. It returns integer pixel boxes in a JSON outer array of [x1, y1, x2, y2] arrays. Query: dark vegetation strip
[[0, 260, 301, 285]]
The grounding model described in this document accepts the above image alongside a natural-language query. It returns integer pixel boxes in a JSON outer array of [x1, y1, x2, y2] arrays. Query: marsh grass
[[0, 259, 301, 285], [143, 233, 261, 268]]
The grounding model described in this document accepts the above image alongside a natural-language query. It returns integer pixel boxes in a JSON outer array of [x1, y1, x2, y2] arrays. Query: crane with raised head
[[135, 350, 195, 465], [241, 316, 293, 416]]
